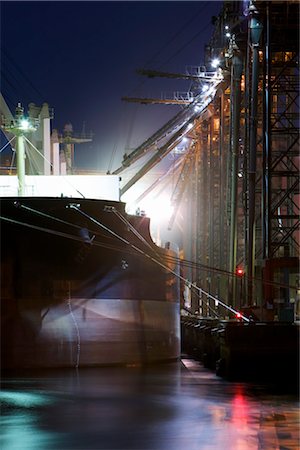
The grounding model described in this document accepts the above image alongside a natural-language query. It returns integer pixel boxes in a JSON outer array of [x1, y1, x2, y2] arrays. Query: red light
[[236, 312, 242, 319], [236, 267, 244, 276]]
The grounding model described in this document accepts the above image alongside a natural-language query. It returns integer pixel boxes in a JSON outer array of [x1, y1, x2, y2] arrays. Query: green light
[[0, 391, 53, 407]]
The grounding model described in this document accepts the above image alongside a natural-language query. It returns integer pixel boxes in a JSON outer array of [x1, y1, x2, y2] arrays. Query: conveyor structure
[[114, 0, 299, 322]]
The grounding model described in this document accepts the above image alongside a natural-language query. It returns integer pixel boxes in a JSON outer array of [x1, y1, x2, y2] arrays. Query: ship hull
[[1, 197, 180, 369]]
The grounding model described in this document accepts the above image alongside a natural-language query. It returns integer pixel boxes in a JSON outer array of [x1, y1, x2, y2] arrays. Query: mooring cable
[[69, 204, 250, 322]]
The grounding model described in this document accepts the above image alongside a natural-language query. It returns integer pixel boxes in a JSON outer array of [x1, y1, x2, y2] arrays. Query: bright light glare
[[226, 32, 231, 38], [187, 123, 193, 130], [140, 196, 173, 223], [202, 84, 209, 93], [211, 58, 220, 68], [20, 119, 30, 130]]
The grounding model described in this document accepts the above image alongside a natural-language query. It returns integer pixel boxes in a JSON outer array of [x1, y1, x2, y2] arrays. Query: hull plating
[[1, 197, 180, 369]]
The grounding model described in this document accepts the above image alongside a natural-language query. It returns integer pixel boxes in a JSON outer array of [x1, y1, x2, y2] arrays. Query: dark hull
[[1, 197, 180, 369]]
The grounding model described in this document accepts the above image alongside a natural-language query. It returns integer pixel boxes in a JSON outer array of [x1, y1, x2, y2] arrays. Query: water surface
[[1, 357, 299, 449]]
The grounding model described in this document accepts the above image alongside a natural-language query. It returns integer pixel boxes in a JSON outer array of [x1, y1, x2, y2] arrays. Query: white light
[[187, 123, 193, 130], [225, 25, 229, 30], [202, 84, 209, 93], [139, 196, 174, 223], [226, 32, 231, 38], [20, 119, 30, 130], [211, 58, 220, 68]]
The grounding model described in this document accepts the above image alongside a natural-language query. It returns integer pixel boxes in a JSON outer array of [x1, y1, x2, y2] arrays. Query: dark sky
[[1, 1, 223, 171]]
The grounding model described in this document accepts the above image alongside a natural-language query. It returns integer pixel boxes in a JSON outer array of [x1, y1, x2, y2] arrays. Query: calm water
[[1, 357, 299, 450]]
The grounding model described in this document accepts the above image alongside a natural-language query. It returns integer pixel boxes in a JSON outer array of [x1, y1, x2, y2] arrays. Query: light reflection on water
[[1, 358, 299, 450]]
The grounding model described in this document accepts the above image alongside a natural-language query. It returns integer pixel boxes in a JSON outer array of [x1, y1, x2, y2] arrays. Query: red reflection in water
[[232, 388, 248, 426]]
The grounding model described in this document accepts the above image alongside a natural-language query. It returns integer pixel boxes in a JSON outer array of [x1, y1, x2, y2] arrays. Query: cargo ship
[[0, 102, 180, 369]]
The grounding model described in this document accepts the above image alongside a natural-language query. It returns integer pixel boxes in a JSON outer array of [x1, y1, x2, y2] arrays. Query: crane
[[121, 95, 193, 106], [136, 68, 221, 82], [113, 74, 223, 179], [168, 145, 196, 230]]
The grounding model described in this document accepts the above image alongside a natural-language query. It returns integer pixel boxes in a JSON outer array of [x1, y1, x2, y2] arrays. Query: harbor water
[[1, 356, 299, 450]]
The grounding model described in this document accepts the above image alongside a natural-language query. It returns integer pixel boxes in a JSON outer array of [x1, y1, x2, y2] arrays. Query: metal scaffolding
[[114, 0, 299, 320], [183, 0, 299, 319]]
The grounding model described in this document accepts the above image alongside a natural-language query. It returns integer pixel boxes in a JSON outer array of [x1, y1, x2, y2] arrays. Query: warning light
[[236, 267, 244, 276], [236, 312, 242, 320]]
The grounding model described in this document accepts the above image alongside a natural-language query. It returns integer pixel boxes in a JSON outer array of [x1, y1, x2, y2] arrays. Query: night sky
[[1, 1, 223, 171]]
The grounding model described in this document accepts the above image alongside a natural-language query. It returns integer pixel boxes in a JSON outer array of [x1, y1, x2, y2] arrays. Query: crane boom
[[168, 147, 195, 230], [120, 130, 184, 196], [122, 96, 192, 105], [113, 101, 195, 175], [115, 75, 226, 196], [136, 68, 220, 82], [113, 82, 218, 176], [134, 155, 185, 205], [120, 105, 213, 197]]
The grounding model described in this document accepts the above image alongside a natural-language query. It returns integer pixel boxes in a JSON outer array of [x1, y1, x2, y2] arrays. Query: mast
[[2, 103, 39, 196]]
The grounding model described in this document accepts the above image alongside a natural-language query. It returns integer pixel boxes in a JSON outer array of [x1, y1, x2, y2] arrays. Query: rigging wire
[[111, 209, 232, 323], [7, 199, 299, 291], [0, 213, 216, 322], [129, 1, 210, 96], [0, 215, 118, 249], [107, 102, 135, 174], [23, 135, 85, 198], [57, 204, 250, 322], [114, 2, 216, 173], [25, 140, 42, 175], [145, 2, 209, 67], [107, 127, 120, 174], [1, 48, 45, 101], [0, 136, 15, 153], [1, 198, 297, 293], [27, 149, 37, 176], [161, 21, 213, 69], [124, 102, 139, 154], [112, 207, 162, 260], [0, 210, 297, 293], [0, 71, 22, 102], [14, 202, 88, 229], [133, 154, 185, 205]]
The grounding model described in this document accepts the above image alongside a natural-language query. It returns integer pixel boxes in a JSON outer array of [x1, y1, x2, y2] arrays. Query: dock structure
[[116, 0, 299, 325], [181, 315, 299, 382], [189, 0, 300, 320], [115, 1, 299, 381]]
